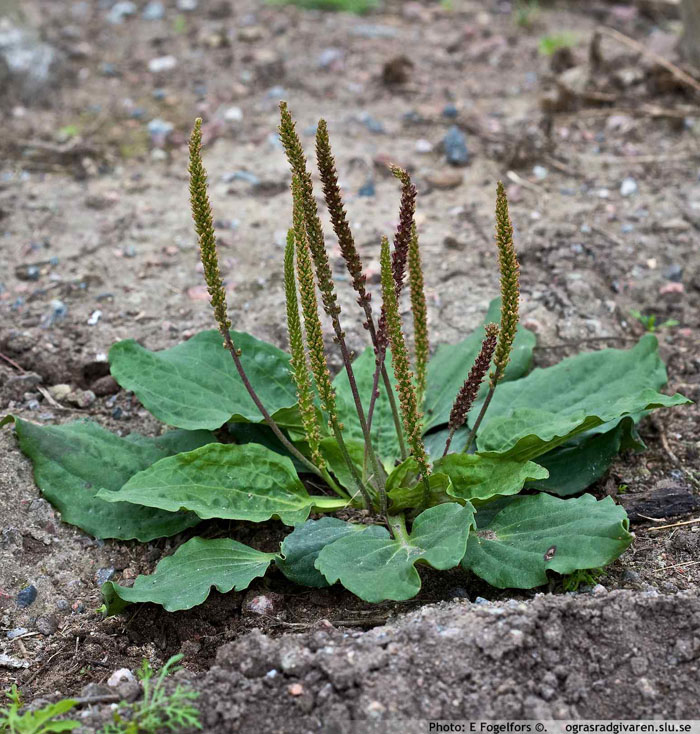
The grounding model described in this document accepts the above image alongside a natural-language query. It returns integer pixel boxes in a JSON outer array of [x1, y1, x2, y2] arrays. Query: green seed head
[[380, 237, 430, 477], [188, 118, 230, 338]]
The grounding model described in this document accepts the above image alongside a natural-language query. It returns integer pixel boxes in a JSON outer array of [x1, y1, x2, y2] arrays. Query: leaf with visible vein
[[109, 330, 299, 431], [463, 493, 632, 589], [2, 416, 209, 541], [277, 517, 365, 588], [97, 443, 318, 526], [475, 334, 690, 460], [315, 503, 475, 602], [102, 537, 276, 613]]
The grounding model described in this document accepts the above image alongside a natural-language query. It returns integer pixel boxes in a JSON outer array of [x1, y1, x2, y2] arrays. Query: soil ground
[[1, 0, 699, 728]]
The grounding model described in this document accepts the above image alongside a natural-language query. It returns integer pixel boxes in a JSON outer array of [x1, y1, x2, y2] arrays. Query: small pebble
[[663, 264, 683, 283], [17, 585, 37, 608], [443, 125, 469, 166], [92, 375, 119, 396], [243, 592, 282, 617], [361, 114, 385, 134], [415, 138, 433, 154], [66, 389, 96, 409], [107, 1, 136, 24], [7, 627, 28, 640], [426, 170, 463, 189], [87, 310, 102, 326], [147, 118, 174, 146], [288, 683, 304, 696], [591, 584, 607, 595], [142, 1, 165, 20], [358, 179, 376, 197], [442, 103, 458, 118], [108, 668, 136, 687], [620, 177, 638, 197], [317, 48, 343, 69], [148, 55, 177, 73], [95, 567, 116, 585], [223, 106, 243, 122], [532, 165, 548, 180], [36, 615, 58, 636]]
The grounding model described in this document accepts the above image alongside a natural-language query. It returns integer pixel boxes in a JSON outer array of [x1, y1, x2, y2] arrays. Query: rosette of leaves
[[3, 106, 690, 614]]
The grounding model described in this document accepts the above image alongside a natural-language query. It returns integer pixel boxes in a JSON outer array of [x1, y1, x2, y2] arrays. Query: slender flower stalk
[[380, 237, 431, 506], [188, 118, 321, 478], [408, 223, 429, 405], [464, 182, 521, 452], [368, 166, 417, 448], [292, 180, 372, 510], [316, 118, 407, 462], [443, 323, 498, 456], [280, 102, 387, 499]]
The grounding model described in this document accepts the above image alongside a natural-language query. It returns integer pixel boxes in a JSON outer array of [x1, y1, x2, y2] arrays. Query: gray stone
[[0, 21, 66, 105], [443, 125, 469, 166]]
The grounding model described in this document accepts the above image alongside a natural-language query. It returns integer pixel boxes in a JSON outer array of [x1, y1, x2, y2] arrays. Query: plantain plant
[[2, 104, 690, 613]]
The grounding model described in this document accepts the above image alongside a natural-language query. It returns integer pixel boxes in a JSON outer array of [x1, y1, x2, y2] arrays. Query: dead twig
[[597, 26, 700, 97], [646, 517, 700, 531], [0, 352, 26, 373], [652, 559, 700, 573]]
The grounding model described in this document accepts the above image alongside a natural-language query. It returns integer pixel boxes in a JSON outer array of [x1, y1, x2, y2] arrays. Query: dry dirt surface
[[1, 0, 699, 727]]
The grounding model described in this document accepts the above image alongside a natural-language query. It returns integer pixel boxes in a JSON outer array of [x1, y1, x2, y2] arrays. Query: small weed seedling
[[513, 0, 539, 29], [1, 656, 199, 734], [103, 655, 200, 734], [2, 104, 690, 612], [0, 687, 78, 734], [629, 309, 679, 333], [538, 32, 577, 56]]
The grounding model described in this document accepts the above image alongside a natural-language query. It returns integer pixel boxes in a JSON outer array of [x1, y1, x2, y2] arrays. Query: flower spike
[[291, 177, 337, 424], [464, 182, 521, 452], [380, 236, 430, 486], [443, 323, 498, 456], [408, 223, 429, 404], [491, 180, 520, 387], [284, 231, 324, 470], [315, 119, 368, 309], [188, 118, 322, 479], [188, 118, 230, 336]]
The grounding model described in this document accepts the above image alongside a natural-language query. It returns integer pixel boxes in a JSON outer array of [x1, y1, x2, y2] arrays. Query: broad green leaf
[[315, 503, 475, 602], [433, 453, 548, 501], [97, 443, 316, 526], [476, 335, 690, 461], [102, 537, 276, 613], [387, 472, 454, 513], [423, 298, 536, 432], [277, 517, 365, 588], [109, 330, 300, 431], [384, 457, 453, 512], [527, 417, 641, 497], [463, 493, 632, 589], [319, 437, 365, 490], [334, 347, 402, 470], [2, 416, 209, 541], [227, 422, 309, 474]]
